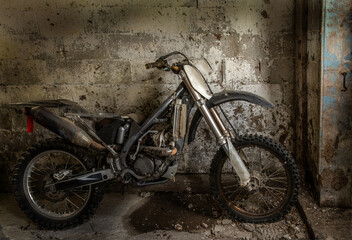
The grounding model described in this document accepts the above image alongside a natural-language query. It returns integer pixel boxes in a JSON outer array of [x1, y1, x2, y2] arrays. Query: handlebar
[[145, 52, 189, 73]]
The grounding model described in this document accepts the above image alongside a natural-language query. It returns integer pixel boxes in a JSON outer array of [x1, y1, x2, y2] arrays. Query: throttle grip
[[145, 59, 163, 69]]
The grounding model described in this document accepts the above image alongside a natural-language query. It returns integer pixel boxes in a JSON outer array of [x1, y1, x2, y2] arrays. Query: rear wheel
[[13, 139, 104, 229], [210, 135, 299, 223]]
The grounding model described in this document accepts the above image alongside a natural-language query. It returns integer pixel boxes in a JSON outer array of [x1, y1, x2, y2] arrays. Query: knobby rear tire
[[12, 139, 104, 229]]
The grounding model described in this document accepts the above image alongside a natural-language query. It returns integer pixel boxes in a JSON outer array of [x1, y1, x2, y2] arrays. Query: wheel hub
[[41, 174, 68, 202], [249, 171, 264, 190]]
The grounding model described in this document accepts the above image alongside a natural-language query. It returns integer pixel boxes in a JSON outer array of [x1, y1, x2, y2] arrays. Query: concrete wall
[[0, 0, 296, 190]]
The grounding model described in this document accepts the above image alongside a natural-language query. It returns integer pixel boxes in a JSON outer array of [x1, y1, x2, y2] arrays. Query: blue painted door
[[319, 0, 352, 207]]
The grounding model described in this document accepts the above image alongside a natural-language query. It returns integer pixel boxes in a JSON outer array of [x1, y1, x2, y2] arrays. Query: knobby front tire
[[210, 135, 299, 223]]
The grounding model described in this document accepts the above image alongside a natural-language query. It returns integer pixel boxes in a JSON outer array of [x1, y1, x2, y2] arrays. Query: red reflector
[[27, 115, 33, 133]]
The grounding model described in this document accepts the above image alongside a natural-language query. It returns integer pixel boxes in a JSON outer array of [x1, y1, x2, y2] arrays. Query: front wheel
[[210, 135, 299, 223]]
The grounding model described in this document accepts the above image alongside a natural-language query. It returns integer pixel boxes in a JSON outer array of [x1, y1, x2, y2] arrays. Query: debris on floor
[[298, 189, 352, 240], [129, 192, 309, 239], [0, 192, 311, 239]]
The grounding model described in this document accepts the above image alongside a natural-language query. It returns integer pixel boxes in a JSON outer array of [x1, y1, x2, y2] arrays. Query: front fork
[[181, 72, 251, 186]]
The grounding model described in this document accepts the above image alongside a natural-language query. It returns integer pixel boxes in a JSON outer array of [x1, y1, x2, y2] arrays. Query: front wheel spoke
[[224, 187, 241, 198], [221, 178, 240, 185], [260, 160, 273, 172], [269, 177, 287, 180], [264, 185, 287, 192], [221, 180, 239, 185], [267, 178, 287, 184], [261, 185, 282, 202], [241, 190, 251, 204], [258, 193, 273, 210], [222, 184, 240, 190], [267, 169, 285, 178], [256, 192, 262, 212], [228, 186, 245, 200]]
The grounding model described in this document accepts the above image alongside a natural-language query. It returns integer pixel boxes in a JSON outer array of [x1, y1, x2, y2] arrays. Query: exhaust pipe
[[30, 106, 105, 151]]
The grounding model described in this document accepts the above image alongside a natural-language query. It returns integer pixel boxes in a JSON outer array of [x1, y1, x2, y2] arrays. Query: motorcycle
[[11, 51, 299, 229]]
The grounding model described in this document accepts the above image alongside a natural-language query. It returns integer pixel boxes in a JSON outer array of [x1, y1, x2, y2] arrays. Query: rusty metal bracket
[[341, 72, 347, 92]]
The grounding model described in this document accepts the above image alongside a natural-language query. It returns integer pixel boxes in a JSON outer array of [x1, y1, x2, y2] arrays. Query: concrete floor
[[0, 192, 309, 240], [298, 189, 352, 240]]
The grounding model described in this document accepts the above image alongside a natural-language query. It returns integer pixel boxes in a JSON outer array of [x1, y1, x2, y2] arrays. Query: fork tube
[[181, 70, 250, 186], [209, 108, 230, 137], [180, 71, 226, 145]]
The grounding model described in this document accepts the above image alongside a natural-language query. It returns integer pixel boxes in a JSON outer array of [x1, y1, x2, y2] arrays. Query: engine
[[131, 129, 174, 177], [129, 98, 188, 178], [133, 155, 155, 176]]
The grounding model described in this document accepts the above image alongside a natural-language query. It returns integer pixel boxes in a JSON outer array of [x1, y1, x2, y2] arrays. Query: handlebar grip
[[145, 62, 157, 69], [145, 59, 163, 69]]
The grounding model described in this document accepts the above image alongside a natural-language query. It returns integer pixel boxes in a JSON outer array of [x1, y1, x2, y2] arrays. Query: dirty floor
[[0, 191, 309, 240], [297, 189, 352, 240]]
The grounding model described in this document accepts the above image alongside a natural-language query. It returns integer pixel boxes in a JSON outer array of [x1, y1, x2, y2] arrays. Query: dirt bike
[[11, 51, 299, 229]]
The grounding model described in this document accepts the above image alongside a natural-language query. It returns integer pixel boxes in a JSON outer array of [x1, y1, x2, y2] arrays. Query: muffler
[[30, 106, 105, 151]]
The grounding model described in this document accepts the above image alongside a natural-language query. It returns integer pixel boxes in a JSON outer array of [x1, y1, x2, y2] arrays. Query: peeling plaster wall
[[0, 0, 295, 190]]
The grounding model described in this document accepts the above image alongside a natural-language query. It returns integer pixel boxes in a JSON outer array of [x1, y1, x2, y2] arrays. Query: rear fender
[[9, 99, 87, 113], [187, 90, 274, 144]]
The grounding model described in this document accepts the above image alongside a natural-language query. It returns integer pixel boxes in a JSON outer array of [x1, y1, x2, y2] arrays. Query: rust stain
[[251, 114, 264, 132], [79, 95, 87, 101], [331, 169, 348, 191], [320, 168, 348, 191], [233, 105, 244, 115], [261, 10, 269, 19], [323, 139, 336, 162], [320, 168, 334, 188]]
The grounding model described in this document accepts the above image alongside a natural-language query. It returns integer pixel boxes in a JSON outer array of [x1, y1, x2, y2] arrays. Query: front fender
[[187, 90, 274, 144]]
